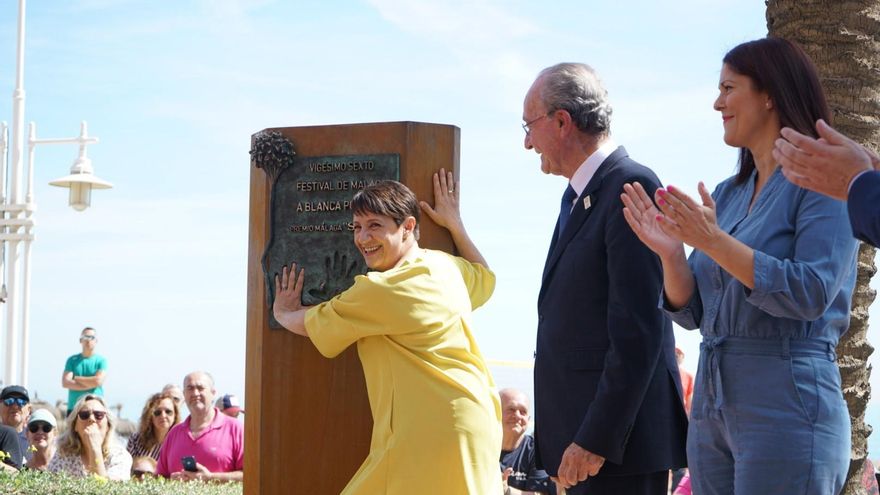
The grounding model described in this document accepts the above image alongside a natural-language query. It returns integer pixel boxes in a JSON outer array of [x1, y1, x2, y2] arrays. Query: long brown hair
[[722, 37, 831, 184], [136, 393, 181, 451]]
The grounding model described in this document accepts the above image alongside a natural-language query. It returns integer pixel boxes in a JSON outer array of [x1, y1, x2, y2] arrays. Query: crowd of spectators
[[0, 325, 245, 484], [0, 373, 243, 484]]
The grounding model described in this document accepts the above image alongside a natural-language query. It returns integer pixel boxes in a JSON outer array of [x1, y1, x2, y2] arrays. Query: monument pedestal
[[244, 121, 459, 494]]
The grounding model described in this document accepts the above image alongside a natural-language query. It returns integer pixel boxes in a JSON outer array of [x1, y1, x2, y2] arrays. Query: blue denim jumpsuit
[[666, 168, 859, 495]]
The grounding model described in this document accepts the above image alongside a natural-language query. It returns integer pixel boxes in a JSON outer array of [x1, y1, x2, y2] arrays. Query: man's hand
[[502, 466, 513, 483], [773, 119, 875, 201], [170, 462, 212, 482], [553, 443, 604, 489]]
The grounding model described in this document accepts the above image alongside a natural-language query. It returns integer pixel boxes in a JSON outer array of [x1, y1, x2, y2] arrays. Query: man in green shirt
[[61, 327, 107, 416]]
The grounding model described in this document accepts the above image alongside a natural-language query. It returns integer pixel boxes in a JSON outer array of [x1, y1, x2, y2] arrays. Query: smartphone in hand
[[181, 455, 198, 472]]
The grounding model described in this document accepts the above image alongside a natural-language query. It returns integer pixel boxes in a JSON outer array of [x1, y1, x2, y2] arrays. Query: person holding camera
[[155, 371, 243, 482]]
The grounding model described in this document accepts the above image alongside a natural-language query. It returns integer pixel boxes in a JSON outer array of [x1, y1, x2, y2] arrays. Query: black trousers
[[565, 470, 668, 495]]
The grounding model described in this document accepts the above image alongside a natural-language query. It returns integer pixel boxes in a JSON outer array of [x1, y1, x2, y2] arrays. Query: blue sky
[[2, 0, 879, 454]]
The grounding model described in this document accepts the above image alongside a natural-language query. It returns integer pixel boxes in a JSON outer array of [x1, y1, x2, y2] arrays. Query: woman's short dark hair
[[723, 37, 831, 184], [351, 181, 420, 238]]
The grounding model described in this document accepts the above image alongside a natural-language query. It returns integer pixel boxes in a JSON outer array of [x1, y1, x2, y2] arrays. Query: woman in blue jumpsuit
[[621, 37, 858, 495]]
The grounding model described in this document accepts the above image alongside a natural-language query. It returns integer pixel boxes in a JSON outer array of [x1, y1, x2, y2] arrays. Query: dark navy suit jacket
[[534, 147, 687, 482], [848, 170, 880, 247]]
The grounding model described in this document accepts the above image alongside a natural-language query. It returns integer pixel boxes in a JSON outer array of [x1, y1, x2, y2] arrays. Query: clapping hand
[[774, 119, 878, 200], [621, 181, 682, 259], [652, 183, 721, 252]]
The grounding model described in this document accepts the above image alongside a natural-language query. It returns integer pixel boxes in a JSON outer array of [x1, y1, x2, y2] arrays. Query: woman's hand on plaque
[[273, 262, 305, 319], [420, 168, 463, 233]]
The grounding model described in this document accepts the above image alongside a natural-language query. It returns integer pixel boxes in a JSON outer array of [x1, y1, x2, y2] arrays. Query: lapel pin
[[583, 196, 592, 210]]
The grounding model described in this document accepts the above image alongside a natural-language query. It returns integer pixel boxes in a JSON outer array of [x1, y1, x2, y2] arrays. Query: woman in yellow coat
[[273, 170, 502, 494]]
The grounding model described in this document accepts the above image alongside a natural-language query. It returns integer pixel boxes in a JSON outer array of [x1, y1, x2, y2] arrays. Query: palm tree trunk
[[766, 1, 880, 494]]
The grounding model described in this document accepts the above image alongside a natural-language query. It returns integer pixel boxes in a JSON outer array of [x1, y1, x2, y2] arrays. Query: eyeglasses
[[28, 423, 54, 434], [80, 335, 96, 341], [152, 408, 174, 417], [522, 112, 553, 135], [77, 409, 107, 421], [132, 469, 154, 478], [2, 397, 28, 407]]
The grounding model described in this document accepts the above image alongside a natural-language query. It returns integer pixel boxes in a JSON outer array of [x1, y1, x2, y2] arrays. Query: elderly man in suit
[[523, 62, 687, 495], [773, 119, 880, 247]]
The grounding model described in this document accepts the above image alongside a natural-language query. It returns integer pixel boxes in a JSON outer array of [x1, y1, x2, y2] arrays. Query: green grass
[[0, 470, 243, 494]]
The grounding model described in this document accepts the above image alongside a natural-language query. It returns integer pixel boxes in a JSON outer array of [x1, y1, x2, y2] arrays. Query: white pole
[[19, 123, 36, 387], [3, 243, 18, 386], [19, 235, 31, 389], [25, 123, 35, 205], [0, 122, 7, 291], [1, 122, 8, 205], [0, 123, 7, 387], [5, 0, 28, 386], [19, 235, 31, 388]]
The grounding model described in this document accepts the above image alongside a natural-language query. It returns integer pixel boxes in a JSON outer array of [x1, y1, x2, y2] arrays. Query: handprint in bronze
[[307, 251, 359, 301]]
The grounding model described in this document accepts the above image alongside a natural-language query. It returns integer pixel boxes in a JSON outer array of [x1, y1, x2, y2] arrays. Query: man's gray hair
[[537, 63, 612, 137], [184, 371, 215, 389]]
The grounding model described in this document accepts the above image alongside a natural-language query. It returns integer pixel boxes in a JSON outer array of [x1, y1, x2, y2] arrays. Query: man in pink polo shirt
[[156, 371, 243, 482]]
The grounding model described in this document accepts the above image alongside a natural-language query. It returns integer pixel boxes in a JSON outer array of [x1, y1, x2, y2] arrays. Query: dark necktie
[[558, 185, 577, 237]]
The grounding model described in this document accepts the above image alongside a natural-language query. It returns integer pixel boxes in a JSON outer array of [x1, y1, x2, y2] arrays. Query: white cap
[[28, 408, 58, 428]]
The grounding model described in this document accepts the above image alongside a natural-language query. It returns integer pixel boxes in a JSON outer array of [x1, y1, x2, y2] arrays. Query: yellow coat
[[305, 249, 502, 494]]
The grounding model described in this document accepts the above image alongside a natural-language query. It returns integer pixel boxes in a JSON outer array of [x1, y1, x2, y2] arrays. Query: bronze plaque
[[264, 153, 400, 325]]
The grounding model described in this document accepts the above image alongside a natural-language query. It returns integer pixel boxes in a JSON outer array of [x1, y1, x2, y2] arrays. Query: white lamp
[[47, 122, 112, 211]]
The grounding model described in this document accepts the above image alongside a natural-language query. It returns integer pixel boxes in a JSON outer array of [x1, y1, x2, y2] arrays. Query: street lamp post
[[1, 0, 112, 387]]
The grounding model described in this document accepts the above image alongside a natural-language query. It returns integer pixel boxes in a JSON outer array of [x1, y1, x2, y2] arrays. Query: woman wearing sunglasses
[[48, 394, 132, 480], [23, 408, 57, 470], [127, 392, 181, 460]]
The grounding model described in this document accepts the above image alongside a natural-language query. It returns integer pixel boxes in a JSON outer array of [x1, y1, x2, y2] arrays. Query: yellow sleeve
[[449, 255, 496, 310], [304, 270, 426, 358]]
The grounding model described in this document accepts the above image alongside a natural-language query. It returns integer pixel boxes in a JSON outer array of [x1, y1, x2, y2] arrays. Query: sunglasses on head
[[28, 422, 53, 434], [2, 397, 28, 407], [152, 408, 174, 417], [77, 409, 106, 421]]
